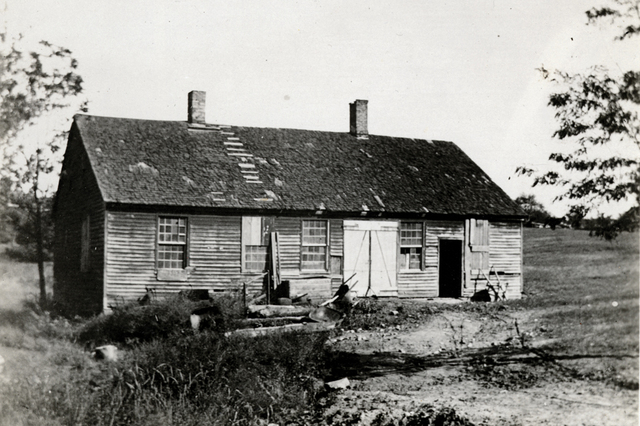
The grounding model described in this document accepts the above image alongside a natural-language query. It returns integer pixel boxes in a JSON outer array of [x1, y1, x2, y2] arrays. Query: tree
[[4, 193, 55, 261], [517, 0, 639, 237], [515, 194, 551, 227], [586, 206, 639, 240], [0, 33, 85, 307]]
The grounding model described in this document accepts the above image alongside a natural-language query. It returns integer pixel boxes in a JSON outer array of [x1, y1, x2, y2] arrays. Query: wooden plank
[[224, 321, 336, 338], [288, 277, 332, 300], [329, 219, 344, 257]]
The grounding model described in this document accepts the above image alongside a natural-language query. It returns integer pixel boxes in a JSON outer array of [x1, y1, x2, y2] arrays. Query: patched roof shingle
[[73, 114, 525, 217]]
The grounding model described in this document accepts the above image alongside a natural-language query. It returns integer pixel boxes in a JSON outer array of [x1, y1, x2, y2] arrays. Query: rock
[[0, 355, 4, 374], [390, 310, 399, 316], [326, 377, 350, 390], [190, 314, 201, 330], [94, 345, 118, 361]]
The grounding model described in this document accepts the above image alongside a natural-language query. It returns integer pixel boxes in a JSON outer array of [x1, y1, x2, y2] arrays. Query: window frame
[[399, 221, 424, 271], [301, 219, 329, 272], [156, 216, 188, 270], [242, 216, 270, 273]]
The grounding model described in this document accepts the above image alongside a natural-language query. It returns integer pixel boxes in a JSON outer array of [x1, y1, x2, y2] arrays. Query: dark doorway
[[439, 239, 462, 298]]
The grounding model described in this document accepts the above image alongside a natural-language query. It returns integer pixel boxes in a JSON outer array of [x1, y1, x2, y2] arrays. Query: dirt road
[[321, 308, 638, 426]]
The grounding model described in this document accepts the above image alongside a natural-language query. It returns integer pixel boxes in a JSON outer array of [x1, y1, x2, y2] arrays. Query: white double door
[[343, 220, 398, 297]]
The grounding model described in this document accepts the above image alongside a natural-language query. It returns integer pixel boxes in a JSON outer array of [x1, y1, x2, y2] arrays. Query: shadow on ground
[[328, 344, 639, 390]]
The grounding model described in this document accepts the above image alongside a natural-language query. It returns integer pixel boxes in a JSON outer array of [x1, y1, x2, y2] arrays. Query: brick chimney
[[350, 99, 368, 138], [188, 91, 206, 124]]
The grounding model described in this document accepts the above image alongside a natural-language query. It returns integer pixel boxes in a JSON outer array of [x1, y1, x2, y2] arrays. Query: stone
[[326, 377, 350, 390], [94, 345, 118, 361]]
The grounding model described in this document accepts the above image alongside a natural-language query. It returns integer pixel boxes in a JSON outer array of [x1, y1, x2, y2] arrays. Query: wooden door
[[343, 220, 398, 297], [439, 239, 462, 298]]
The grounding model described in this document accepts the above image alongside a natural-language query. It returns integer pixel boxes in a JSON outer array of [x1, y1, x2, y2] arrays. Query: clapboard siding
[[105, 212, 157, 305], [329, 219, 344, 257], [98, 210, 523, 310], [489, 221, 522, 298], [462, 221, 522, 298], [105, 213, 252, 305], [274, 217, 301, 272], [53, 126, 105, 315], [104, 214, 341, 306], [398, 220, 465, 298], [189, 215, 243, 289]]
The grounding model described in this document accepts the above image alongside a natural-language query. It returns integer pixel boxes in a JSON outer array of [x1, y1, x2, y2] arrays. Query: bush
[[77, 292, 246, 347]]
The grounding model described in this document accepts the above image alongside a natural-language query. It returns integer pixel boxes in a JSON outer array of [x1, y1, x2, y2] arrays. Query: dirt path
[[322, 309, 639, 425]]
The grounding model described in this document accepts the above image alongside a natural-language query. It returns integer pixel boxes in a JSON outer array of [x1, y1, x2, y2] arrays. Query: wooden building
[[53, 92, 526, 315]]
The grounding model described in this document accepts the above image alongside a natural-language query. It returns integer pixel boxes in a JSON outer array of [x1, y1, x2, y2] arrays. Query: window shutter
[[242, 217, 263, 246], [469, 219, 489, 270]]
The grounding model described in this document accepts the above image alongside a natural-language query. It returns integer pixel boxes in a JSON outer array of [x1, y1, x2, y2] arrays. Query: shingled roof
[[72, 112, 524, 218]]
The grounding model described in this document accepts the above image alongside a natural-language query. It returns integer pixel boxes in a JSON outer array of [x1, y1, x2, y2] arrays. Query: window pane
[[158, 245, 185, 269], [400, 247, 422, 270], [245, 245, 267, 272], [159, 217, 187, 244], [302, 220, 327, 270], [301, 245, 326, 270], [400, 222, 423, 247], [302, 220, 327, 246]]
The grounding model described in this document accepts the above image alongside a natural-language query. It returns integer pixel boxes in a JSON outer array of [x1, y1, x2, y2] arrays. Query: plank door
[[438, 239, 463, 298], [343, 220, 398, 297]]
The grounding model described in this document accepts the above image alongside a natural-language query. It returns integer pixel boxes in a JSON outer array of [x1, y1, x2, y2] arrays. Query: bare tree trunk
[[35, 194, 46, 308], [34, 151, 47, 308]]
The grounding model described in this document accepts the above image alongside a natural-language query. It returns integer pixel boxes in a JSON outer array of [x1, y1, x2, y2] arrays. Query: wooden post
[[243, 281, 247, 313], [266, 274, 271, 305], [366, 230, 372, 297]]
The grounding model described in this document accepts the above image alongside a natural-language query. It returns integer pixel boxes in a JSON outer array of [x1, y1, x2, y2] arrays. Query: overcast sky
[[5, 0, 639, 215]]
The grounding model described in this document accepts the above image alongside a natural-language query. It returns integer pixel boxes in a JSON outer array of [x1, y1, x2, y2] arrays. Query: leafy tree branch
[[0, 32, 86, 307], [517, 1, 639, 238]]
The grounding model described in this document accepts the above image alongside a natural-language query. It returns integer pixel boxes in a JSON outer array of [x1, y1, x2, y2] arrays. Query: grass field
[[519, 228, 638, 384], [0, 228, 637, 425], [0, 253, 52, 312]]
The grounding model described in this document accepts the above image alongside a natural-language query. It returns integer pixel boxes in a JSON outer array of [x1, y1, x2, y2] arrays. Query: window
[[242, 217, 270, 272], [80, 215, 90, 272], [157, 217, 187, 269], [301, 220, 328, 270], [400, 222, 423, 270]]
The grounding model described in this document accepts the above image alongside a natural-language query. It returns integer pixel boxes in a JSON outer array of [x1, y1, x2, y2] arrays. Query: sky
[[4, 0, 639, 216]]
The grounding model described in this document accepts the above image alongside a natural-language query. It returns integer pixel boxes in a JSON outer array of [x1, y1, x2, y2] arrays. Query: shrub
[[77, 292, 246, 347]]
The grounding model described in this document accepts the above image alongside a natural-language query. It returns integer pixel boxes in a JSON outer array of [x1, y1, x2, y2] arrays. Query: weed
[[341, 298, 435, 331], [368, 404, 476, 426], [466, 356, 543, 390], [1, 329, 331, 425]]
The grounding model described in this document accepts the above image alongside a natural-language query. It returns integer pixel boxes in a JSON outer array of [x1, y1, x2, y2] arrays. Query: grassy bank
[[0, 297, 330, 425]]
